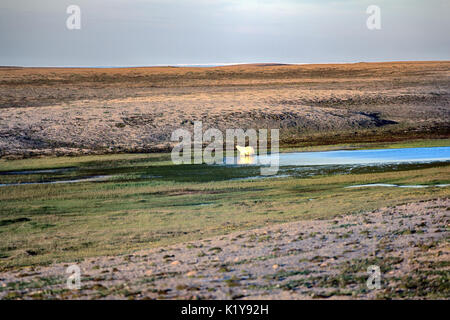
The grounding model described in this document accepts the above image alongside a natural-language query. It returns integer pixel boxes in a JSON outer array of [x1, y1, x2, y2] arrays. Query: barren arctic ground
[[0, 61, 449, 301], [0, 61, 449, 158], [0, 199, 448, 300]]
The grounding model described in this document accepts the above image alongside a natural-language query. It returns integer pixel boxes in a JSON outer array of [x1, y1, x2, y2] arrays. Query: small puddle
[[345, 184, 450, 189], [0, 168, 75, 175], [0, 175, 113, 187], [230, 174, 291, 181]]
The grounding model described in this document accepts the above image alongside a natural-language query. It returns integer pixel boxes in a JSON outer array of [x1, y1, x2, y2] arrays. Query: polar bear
[[236, 145, 255, 157]]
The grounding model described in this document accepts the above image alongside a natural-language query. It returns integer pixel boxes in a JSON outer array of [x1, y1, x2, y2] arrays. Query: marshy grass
[[0, 142, 449, 270]]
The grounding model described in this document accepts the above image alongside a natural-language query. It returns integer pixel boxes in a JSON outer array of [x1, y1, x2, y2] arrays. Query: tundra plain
[[0, 61, 449, 299], [0, 61, 449, 158]]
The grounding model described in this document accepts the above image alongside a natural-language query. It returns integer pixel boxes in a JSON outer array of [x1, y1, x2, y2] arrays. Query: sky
[[0, 0, 449, 67]]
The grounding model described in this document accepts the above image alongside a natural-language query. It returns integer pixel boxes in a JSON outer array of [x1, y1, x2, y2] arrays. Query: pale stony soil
[[0, 61, 449, 158], [0, 198, 448, 300]]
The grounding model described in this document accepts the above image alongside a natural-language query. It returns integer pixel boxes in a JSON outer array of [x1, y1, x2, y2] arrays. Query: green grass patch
[[0, 149, 449, 270]]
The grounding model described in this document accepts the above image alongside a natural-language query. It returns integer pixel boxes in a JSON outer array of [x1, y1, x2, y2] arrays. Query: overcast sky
[[0, 0, 449, 67]]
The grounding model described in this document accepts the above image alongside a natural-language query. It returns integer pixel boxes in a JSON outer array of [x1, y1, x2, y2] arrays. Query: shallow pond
[[0, 147, 449, 187], [226, 146, 450, 166]]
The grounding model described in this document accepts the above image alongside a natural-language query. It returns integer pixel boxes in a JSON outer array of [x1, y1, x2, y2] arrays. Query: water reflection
[[237, 155, 256, 165]]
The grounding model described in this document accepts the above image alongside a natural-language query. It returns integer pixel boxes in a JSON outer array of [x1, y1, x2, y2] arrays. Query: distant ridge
[[166, 62, 292, 68], [1, 60, 448, 69]]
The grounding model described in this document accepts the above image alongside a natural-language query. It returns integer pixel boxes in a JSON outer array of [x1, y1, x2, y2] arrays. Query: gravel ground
[[0, 198, 448, 300]]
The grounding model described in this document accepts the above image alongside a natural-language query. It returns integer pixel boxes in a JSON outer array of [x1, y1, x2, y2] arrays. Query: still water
[[226, 147, 450, 166]]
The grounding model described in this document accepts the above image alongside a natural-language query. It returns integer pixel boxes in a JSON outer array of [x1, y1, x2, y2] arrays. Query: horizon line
[[1, 59, 449, 69]]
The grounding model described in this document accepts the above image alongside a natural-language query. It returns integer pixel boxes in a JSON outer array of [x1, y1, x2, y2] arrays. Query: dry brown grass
[[0, 61, 449, 157]]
